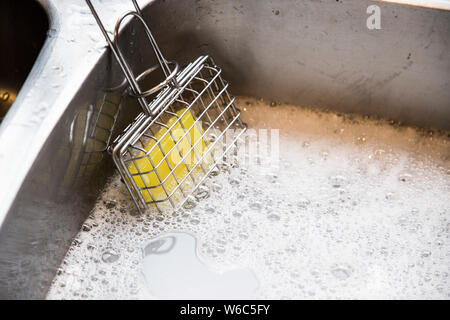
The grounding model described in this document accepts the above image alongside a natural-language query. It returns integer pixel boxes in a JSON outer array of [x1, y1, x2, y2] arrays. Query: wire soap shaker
[[86, 0, 247, 214]]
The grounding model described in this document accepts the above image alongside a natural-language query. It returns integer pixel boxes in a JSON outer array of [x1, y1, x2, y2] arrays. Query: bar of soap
[[128, 108, 209, 203]]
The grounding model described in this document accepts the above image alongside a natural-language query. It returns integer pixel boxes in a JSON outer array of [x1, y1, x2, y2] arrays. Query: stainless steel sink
[[0, 0, 448, 299], [0, 0, 48, 122]]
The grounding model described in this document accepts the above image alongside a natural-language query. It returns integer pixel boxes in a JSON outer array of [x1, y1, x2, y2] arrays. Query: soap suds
[[47, 97, 450, 299]]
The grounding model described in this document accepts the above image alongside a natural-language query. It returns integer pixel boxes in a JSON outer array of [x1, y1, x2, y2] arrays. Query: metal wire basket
[[86, 0, 246, 214]]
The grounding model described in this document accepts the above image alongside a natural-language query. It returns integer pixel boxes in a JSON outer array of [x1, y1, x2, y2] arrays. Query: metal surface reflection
[[60, 80, 126, 194]]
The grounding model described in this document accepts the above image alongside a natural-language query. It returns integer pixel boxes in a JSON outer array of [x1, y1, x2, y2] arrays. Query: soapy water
[[47, 97, 450, 299]]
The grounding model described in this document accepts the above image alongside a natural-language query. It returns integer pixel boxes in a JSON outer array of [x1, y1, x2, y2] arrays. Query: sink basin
[[0, 0, 448, 299], [0, 0, 48, 123]]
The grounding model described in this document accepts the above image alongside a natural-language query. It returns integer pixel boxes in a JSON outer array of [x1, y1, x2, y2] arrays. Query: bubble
[[216, 246, 226, 254], [297, 198, 311, 209], [356, 136, 367, 144], [183, 196, 197, 209], [421, 250, 431, 258], [104, 200, 116, 209], [373, 149, 386, 158], [238, 232, 249, 240], [204, 206, 215, 214], [285, 245, 297, 253], [329, 175, 347, 188], [229, 177, 240, 186], [232, 211, 242, 218], [101, 249, 120, 263], [195, 186, 210, 200], [331, 265, 352, 280], [398, 173, 413, 182], [212, 183, 222, 192], [249, 202, 262, 211], [385, 192, 395, 200]]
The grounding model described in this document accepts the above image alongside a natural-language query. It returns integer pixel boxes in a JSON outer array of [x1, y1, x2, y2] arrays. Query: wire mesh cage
[[111, 56, 246, 213]]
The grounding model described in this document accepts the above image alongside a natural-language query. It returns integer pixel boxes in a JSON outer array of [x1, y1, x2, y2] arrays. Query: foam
[[47, 97, 450, 299]]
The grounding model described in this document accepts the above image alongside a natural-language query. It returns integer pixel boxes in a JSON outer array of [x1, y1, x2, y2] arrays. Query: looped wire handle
[[85, 0, 179, 115]]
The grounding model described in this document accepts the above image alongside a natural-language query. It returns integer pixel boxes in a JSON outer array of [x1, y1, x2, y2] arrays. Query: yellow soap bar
[[128, 108, 209, 202]]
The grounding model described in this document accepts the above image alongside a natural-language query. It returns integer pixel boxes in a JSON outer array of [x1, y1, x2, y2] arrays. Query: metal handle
[[113, 11, 180, 98], [85, 0, 179, 114], [128, 61, 179, 98]]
